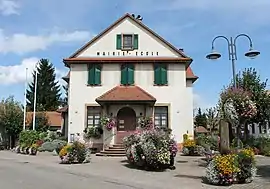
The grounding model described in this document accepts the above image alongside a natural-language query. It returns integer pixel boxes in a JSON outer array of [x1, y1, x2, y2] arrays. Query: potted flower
[[29, 144, 38, 155]]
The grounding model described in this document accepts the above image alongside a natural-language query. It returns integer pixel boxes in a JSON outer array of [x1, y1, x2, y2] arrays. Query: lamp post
[[206, 34, 260, 148], [206, 34, 260, 87]]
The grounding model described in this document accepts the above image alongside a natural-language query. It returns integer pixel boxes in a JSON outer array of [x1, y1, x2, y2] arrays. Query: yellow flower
[[183, 139, 196, 148]]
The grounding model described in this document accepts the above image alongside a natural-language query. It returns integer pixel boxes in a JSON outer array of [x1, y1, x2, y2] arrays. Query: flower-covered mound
[[182, 139, 203, 156], [123, 128, 178, 171], [59, 141, 91, 164], [205, 148, 257, 186]]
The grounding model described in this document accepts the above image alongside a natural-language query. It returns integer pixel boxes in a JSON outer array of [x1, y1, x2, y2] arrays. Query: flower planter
[[29, 147, 37, 156]]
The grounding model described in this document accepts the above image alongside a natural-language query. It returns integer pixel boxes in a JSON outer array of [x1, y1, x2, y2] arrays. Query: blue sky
[[0, 0, 269, 111]]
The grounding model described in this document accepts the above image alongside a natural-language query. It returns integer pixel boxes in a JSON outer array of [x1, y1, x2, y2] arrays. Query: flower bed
[[123, 127, 178, 171], [59, 141, 91, 164], [205, 148, 257, 186], [182, 139, 203, 156]]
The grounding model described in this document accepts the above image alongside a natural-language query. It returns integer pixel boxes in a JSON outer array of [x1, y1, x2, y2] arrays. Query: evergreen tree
[[194, 108, 208, 128], [26, 59, 61, 111], [61, 84, 68, 106]]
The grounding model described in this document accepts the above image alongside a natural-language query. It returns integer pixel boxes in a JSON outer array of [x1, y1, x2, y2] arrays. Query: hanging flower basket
[[100, 116, 116, 131]]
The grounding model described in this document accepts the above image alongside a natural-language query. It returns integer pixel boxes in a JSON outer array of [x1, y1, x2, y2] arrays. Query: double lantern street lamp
[[206, 34, 260, 88], [205, 34, 261, 148]]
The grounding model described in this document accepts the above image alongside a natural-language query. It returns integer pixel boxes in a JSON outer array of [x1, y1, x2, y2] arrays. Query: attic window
[[123, 34, 133, 49], [116, 34, 138, 50]]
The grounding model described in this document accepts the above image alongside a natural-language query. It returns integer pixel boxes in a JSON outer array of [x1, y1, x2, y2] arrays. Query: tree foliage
[[29, 112, 50, 132], [26, 58, 61, 111], [235, 68, 270, 124], [0, 96, 23, 137], [194, 108, 208, 128], [205, 106, 219, 133]]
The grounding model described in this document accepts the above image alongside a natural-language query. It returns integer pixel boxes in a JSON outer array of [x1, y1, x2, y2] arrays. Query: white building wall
[[76, 18, 180, 58], [68, 62, 193, 144]]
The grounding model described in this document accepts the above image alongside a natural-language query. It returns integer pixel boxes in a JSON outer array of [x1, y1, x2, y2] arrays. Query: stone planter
[[29, 147, 37, 156]]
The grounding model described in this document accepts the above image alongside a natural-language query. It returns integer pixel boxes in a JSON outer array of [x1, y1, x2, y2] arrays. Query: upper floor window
[[121, 64, 134, 85], [154, 106, 168, 128], [116, 34, 138, 50], [88, 64, 101, 85], [154, 63, 168, 85]]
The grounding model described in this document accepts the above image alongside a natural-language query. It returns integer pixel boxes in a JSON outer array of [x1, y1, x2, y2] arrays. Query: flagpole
[[23, 68, 28, 130], [33, 64, 38, 130]]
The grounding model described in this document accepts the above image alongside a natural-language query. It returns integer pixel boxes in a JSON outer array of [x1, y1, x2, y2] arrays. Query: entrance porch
[[95, 85, 156, 156]]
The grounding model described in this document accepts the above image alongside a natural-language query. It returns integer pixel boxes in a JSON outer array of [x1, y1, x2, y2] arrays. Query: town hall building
[[62, 13, 198, 152]]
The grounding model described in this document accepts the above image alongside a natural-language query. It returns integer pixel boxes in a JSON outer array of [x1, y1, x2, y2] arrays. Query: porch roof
[[96, 85, 156, 104]]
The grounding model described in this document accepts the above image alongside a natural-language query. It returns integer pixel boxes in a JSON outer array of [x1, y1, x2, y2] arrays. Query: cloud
[[0, 57, 67, 85], [0, 0, 19, 16], [0, 29, 92, 54]]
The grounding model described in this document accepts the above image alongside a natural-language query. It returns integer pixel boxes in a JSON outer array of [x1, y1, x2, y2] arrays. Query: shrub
[[19, 130, 41, 147], [59, 141, 91, 164], [83, 126, 103, 139], [123, 128, 177, 171], [39, 139, 67, 153]]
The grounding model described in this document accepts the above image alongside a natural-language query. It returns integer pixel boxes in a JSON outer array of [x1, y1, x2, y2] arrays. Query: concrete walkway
[[0, 151, 270, 189]]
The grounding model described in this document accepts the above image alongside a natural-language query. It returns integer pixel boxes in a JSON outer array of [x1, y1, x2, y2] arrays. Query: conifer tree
[[26, 59, 61, 111]]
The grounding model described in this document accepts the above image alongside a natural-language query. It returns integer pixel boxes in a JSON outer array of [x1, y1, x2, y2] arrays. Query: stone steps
[[95, 144, 126, 157]]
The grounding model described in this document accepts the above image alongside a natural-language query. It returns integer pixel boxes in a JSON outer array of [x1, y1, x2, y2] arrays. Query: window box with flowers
[[83, 125, 103, 139]]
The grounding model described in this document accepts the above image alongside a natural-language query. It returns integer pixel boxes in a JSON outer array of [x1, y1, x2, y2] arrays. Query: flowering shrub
[[137, 116, 153, 129], [205, 148, 257, 186], [59, 141, 91, 164], [100, 116, 116, 131], [123, 127, 177, 171], [182, 139, 202, 156], [220, 87, 257, 122]]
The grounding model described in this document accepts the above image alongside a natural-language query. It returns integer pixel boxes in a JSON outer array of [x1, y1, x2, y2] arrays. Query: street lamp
[[206, 34, 260, 149], [206, 34, 260, 87]]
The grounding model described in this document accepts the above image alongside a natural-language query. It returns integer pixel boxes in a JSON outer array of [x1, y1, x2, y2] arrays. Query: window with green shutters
[[88, 64, 101, 85], [121, 64, 134, 85], [116, 34, 138, 50], [154, 64, 168, 85]]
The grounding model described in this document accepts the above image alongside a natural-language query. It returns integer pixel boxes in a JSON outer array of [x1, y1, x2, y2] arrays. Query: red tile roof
[[195, 126, 209, 133], [96, 86, 156, 102], [25, 112, 62, 127]]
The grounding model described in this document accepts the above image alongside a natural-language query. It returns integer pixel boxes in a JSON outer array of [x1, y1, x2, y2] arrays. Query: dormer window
[[116, 34, 138, 50]]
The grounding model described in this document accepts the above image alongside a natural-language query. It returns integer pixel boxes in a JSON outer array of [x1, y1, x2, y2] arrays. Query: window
[[86, 106, 101, 128], [116, 34, 138, 50], [88, 64, 101, 85], [154, 106, 168, 128], [154, 63, 168, 85], [121, 64, 134, 85]]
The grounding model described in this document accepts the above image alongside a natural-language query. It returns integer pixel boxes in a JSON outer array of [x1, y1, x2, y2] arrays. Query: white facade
[[66, 14, 196, 148], [249, 123, 270, 138]]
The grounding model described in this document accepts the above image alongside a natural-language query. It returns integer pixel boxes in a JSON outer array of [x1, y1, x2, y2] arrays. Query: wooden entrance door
[[116, 107, 136, 144]]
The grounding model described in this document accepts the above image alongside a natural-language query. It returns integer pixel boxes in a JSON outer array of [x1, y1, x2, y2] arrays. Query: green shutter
[[94, 65, 101, 85], [121, 65, 127, 85], [116, 34, 122, 50], [160, 64, 168, 85], [133, 34, 138, 49], [154, 64, 161, 85], [88, 65, 95, 85], [127, 64, 134, 84]]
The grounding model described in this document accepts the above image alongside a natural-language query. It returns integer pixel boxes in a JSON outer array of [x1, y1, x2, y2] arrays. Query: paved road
[[0, 157, 150, 189], [1, 151, 270, 189]]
